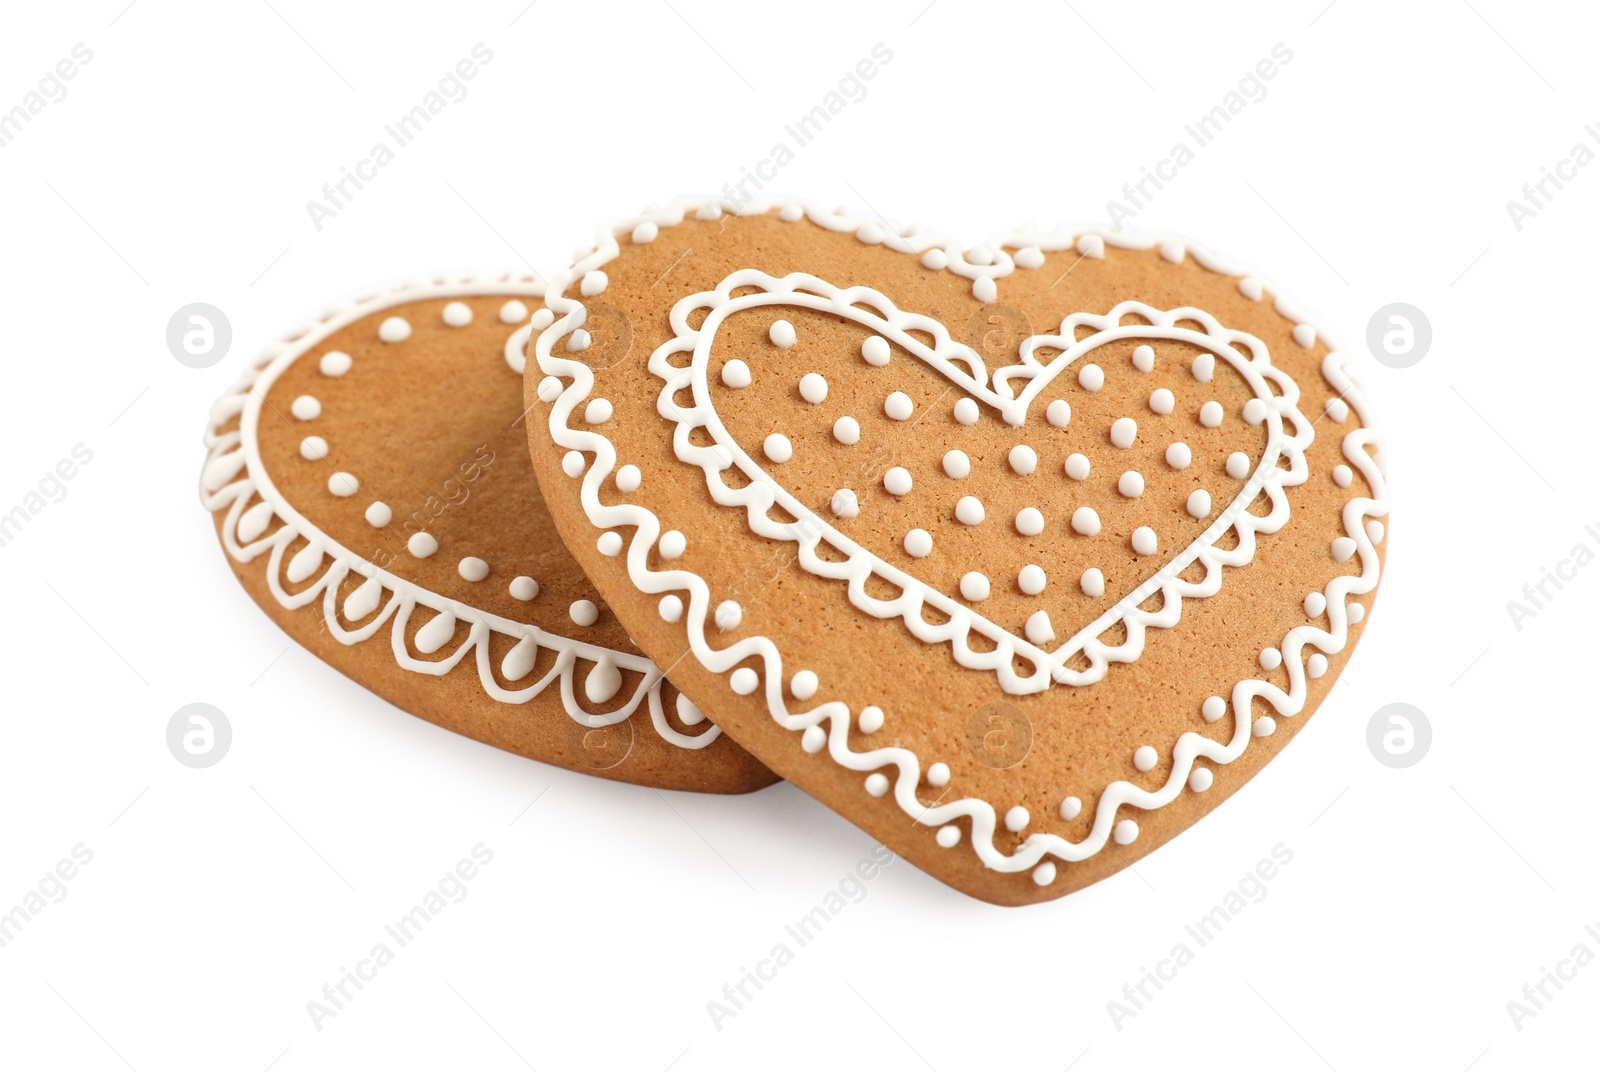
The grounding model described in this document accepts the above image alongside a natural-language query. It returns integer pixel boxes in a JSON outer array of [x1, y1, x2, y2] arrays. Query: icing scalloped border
[[533, 196, 1390, 880], [643, 270, 1313, 693], [199, 271, 721, 751]]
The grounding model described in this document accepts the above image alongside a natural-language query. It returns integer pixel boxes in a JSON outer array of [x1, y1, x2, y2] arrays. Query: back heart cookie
[[201, 272, 775, 793], [526, 201, 1389, 904]]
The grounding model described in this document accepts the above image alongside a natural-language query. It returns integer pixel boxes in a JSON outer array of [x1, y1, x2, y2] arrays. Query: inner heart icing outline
[[647, 269, 1315, 695]]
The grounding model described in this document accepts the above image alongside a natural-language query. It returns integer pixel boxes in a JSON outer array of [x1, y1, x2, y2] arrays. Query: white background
[[1, 1, 1595, 1068]]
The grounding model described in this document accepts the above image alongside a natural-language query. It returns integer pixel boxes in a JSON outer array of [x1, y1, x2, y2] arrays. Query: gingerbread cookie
[[525, 199, 1390, 905], [200, 272, 774, 792]]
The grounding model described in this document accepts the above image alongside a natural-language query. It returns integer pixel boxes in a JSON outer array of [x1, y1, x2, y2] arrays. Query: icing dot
[[319, 351, 352, 377], [955, 496, 985, 525], [858, 706, 885, 733], [1078, 363, 1105, 391], [498, 299, 529, 324], [1331, 536, 1358, 563], [790, 670, 819, 700], [714, 600, 742, 631], [597, 532, 623, 556], [1149, 388, 1174, 415], [1243, 398, 1268, 424], [364, 501, 391, 527], [616, 465, 641, 492], [1199, 401, 1224, 427], [943, 450, 971, 478], [953, 398, 980, 425], [865, 773, 890, 797], [1240, 277, 1264, 299], [1348, 601, 1366, 623], [1113, 819, 1139, 845], [658, 594, 682, 622], [1366, 519, 1386, 544], [1189, 768, 1214, 792], [721, 360, 752, 388], [458, 556, 489, 582], [1046, 399, 1071, 427], [883, 467, 913, 496], [1132, 344, 1155, 373], [562, 451, 585, 477], [885, 391, 914, 420], [1015, 507, 1044, 536], [799, 373, 828, 404], [442, 301, 473, 327], [584, 398, 613, 424], [769, 319, 797, 348], [567, 330, 591, 352], [1305, 592, 1327, 617], [801, 725, 826, 752], [862, 336, 891, 366], [763, 434, 793, 463], [1133, 746, 1158, 772], [658, 530, 687, 559], [1201, 696, 1226, 722], [1307, 653, 1329, 678], [830, 489, 860, 518], [1253, 716, 1276, 738], [1187, 489, 1212, 518], [1059, 796, 1082, 820], [408, 532, 438, 559], [926, 762, 950, 787], [300, 436, 328, 461], [778, 204, 803, 222], [1332, 465, 1353, 488], [1025, 610, 1055, 645], [291, 395, 321, 420], [921, 248, 949, 270], [833, 416, 861, 445], [903, 529, 933, 557], [1018, 564, 1047, 595], [1166, 442, 1192, 469], [730, 667, 759, 695], [1192, 353, 1215, 382], [1260, 647, 1283, 671], [1226, 452, 1252, 479], [1071, 506, 1102, 536], [1064, 453, 1091, 481], [968, 245, 995, 266], [959, 572, 991, 602], [580, 271, 608, 297], [972, 276, 998, 302], [378, 316, 411, 343], [531, 308, 555, 331], [1008, 445, 1037, 475], [1326, 398, 1350, 422], [1110, 417, 1137, 449], [1118, 470, 1145, 498], [328, 472, 359, 497], [936, 826, 961, 848], [1293, 323, 1317, 348], [1131, 526, 1158, 555], [631, 221, 659, 244], [1004, 806, 1029, 832], [1015, 246, 1045, 269], [509, 576, 539, 601], [570, 599, 599, 627], [1080, 568, 1105, 597], [537, 376, 562, 403]]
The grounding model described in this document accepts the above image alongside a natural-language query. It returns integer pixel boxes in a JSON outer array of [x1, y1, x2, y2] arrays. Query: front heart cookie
[[526, 198, 1390, 904]]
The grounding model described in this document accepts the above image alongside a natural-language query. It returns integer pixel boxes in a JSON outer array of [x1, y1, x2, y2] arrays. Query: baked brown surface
[[525, 210, 1387, 903], [204, 285, 776, 793]]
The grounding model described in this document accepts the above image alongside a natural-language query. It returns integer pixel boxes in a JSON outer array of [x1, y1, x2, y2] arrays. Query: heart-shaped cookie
[[201, 272, 775, 792], [525, 199, 1389, 903]]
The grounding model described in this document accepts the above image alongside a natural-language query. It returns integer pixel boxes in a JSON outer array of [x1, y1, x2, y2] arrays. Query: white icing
[[862, 336, 891, 366], [291, 395, 321, 420], [769, 319, 797, 348], [953, 398, 979, 425], [442, 301, 473, 327], [328, 472, 358, 497], [459, 556, 489, 582], [1166, 442, 1191, 470], [407, 532, 438, 558], [300, 436, 328, 461], [955, 496, 985, 525], [1131, 344, 1155, 373], [1199, 400, 1224, 427], [364, 501, 391, 527], [1149, 388, 1174, 415], [1015, 507, 1044, 536], [763, 433, 793, 463], [1008, 444, 1038, 475], [1078, 363, 1105, 391], [1110, 417, 1137, 449], [1131, 526, 1158, 556], [584, 398, 613, 424], [499, 299, 529, 325], [721, 360, 752, 388], [509, 576, 539, 601], [1080, 568, 1105, 597], [570, 599, 599, 627], [1046, 399, 1071, 427], [659, 530, 687, 559], [319, 351, 352, 377], [830, 489, 860, 518], [1133, 746, 1158, 772], [378, 316, 411, 343], [1064, 453, 1091, 481], [903, 529, 933, 558], [833, 416, 861, 445], [581, 271, 608, 298], [1018, 564, 1047, 595], [529, 198, 1390, 877], [800, 372, 828, 404], [1186, 489, 1212, 518], [885, 391, 914, 420], [1192, 353, 1215, 382], [884, 467, 913, 496], [715, 600, 742, 631], [597, 532, 624, 556], [1118, 470, 1145, 498], [943, 450, 971, 478], [1071, 506, 1102, 536], [959, 572, 990, 601], [1226, 452, 1252, 479], [616, 465, 642, 492]]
